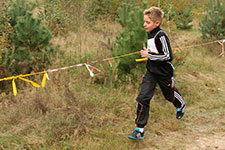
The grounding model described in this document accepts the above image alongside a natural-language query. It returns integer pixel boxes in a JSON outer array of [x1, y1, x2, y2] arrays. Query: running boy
[[128, 7, 186, 140]]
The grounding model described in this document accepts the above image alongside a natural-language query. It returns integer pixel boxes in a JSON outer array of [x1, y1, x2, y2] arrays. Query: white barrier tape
[[85, 64, 94, 77], [46, 73, 50, 80], [218, 39, 225, 56], [45, 39, 225, 73], [48, 63, 84, 72]]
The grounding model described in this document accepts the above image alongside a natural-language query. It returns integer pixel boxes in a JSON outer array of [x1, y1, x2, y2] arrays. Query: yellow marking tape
[[12, 79, 17, 96], [41, 72, 47, 88], [1, 71, 47, 96], [0, 71, 45, 82]]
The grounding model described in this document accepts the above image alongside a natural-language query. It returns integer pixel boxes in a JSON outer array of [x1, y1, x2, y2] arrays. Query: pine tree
[[116, 3, 131, 27], [174, 5, 193, 30], [2, 0, 55, 75], [10, 12, 53, 73], [199, 0, 225, 40], [7, 0, 36, 27], [163, 3, 176, 21], [113, 3, 147, 79]]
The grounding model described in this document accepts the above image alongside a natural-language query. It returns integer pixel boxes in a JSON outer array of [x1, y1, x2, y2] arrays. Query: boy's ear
[[155, 21, 161, 26]]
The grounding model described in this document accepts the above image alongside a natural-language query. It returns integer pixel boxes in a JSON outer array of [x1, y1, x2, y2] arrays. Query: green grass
[[1, 21, 225, 150]]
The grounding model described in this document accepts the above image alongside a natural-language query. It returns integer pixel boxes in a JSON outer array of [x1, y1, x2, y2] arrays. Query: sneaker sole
[[176, 112, 185, 120]]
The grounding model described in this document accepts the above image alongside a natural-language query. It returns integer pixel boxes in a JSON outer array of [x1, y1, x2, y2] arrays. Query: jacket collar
[[149, 26, 161, 35]]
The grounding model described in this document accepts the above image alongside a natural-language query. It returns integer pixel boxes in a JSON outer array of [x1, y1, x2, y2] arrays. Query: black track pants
[[135, 71, 185, 128]]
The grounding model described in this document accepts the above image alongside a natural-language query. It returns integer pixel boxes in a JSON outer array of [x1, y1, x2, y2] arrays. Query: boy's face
[[143, 15, 160, 32]]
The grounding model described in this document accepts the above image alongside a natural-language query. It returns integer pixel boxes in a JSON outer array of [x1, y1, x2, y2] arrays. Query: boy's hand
[[140, 48, 148, 58]]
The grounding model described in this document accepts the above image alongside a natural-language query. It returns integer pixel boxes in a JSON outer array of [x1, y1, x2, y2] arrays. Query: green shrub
[[7, 0, 36, 27], [1, 0, 55, 75], [113, 3, 147, 80], [116, 3, 131, 27], [163, 3, 176, 21], [174, 5, 193, 30], [199, 0, 225, 40]]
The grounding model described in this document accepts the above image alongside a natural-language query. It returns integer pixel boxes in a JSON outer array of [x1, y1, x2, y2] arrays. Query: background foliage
[[174, 5, 193, 30], [38, 0, 84, 36], [199, 0, 225, 40], [0, 0, 222, 81], [0, 1, 225, 149], [1, 0, 55, 76], [113, 3, 147, 80]]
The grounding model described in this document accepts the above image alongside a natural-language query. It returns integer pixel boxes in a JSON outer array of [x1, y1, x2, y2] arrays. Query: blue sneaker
[[176, 103, 186, 120], [128, 128, 144, 140]]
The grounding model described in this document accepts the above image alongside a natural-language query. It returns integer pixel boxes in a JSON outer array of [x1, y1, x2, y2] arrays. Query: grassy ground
[[0, 21, 225, 150]]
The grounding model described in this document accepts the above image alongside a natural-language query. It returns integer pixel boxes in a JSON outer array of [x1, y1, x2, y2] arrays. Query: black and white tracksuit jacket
[[146, 26, 173, 78], [135, 26, 186, 128]]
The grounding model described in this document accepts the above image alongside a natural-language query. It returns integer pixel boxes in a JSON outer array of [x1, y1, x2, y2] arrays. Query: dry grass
[[51, 20, 121, 59]]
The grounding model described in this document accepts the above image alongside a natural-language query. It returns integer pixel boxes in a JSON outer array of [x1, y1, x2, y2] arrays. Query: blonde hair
[[144, 7, 164, 23]]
